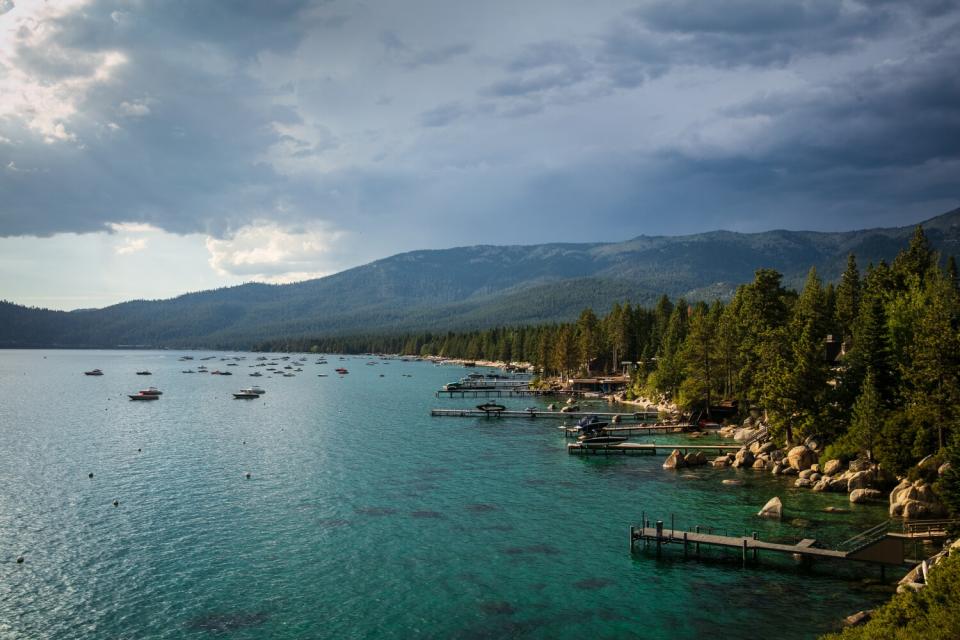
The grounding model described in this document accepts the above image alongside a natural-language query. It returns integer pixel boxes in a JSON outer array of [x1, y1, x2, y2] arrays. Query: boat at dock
[[476, 402, 507, 414]]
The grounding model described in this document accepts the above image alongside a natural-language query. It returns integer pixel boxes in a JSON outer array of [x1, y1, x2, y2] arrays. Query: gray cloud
[[0, 0, 958, 263]]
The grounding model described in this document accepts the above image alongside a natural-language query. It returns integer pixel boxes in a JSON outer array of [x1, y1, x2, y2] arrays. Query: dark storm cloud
[[0, 0, 318, 237], [1, 0, 958, 252]]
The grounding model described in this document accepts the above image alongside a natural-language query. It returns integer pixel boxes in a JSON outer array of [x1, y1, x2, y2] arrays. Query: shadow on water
[[185, 611, 269, 633]]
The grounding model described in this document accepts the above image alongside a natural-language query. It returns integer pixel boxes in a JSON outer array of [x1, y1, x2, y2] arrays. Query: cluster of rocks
[[889, 477, 947, 519], [662, 449, 708, 469]]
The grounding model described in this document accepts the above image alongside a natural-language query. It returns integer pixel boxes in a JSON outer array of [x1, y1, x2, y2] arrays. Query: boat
[[476, 402, 506, 414], [249, 372, 263, 377], [84, 369, 104, 376], [136, 370, 152, 376], [335, 368, 349, 374], [139, 387, 162, 395], [232, 391, 259, 399], [128, 392, 159, 401], [574, 416, 625, 444], [182, 369, 196, 373], [239, 387, 265, 395]]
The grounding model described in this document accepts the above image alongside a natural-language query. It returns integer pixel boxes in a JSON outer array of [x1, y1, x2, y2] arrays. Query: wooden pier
[[435, 389, 545, 398], [562, 423, 695, 438], [567, 442, 742, 455], [630, 515, 960, 571], [430, 408, 660, 422]]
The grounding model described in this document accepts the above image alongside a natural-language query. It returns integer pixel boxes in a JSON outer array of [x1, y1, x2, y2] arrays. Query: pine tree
[[847, 370, 883, 460], [835, 254, 861, 341]]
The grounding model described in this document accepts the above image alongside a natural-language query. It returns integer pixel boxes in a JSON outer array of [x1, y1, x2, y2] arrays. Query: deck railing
[[837, 521, 892, 553]]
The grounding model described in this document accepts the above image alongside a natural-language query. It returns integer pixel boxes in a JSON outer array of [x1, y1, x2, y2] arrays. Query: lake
[[0, 350, 895, 639]]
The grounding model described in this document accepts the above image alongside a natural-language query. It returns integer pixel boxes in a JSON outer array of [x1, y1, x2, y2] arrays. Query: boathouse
[[568, 376, 630, 394]]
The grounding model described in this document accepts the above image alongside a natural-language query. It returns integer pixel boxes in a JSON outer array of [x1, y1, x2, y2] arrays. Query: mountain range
[[2, 207, 958, 349]]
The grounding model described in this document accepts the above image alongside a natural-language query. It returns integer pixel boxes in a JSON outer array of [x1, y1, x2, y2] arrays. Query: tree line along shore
[[263, 225, 960, 483]]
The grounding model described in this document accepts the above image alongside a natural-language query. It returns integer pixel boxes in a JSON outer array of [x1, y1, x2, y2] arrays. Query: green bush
[[821, 550, 960, 640], [822, 439, 861, 465]]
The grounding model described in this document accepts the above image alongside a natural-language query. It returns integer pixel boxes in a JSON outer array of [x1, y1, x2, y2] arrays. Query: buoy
[[16, 556, 24, 564], [245, 472, 251, 479], [88, 473, 94, 479], [137, 448, 142, 453], [113, 500, 119, 507]]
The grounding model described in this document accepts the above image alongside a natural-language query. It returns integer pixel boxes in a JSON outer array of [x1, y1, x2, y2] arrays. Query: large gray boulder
[[663, 449, 685, 470], [732, 448, 755, 468], [848, 458, 873, 473], [758, 497, 783, 519], [850, 489, 884, 504], [787, 445, 816, 471], [822, 459, 844, 476], [847, 470, 875, 493], [712, 456, 731, 468]]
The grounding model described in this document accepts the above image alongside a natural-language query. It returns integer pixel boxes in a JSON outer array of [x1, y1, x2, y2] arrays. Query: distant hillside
[[2, 207, 958, 349]]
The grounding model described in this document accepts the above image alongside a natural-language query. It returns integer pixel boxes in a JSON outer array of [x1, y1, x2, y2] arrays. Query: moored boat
[[476, 402, 506, 414], [84, 369, 104, 376], [233, 392, 260, 399], [136, 370, 152, 375], [129, 392, 160, 401]]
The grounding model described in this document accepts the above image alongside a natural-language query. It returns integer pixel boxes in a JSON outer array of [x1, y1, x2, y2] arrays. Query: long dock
[[562, 423, 695, 438], [430, 408, 660, 422], [630, 516, 960, 572], [435, 389, 546, 398], [567, 442, 742, 455]]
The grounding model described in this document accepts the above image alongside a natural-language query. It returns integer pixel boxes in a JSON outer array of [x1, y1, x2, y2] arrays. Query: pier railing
[[742, 425, 770, 448], [902, 519, 960, 536], [837, 521, 892, 553]]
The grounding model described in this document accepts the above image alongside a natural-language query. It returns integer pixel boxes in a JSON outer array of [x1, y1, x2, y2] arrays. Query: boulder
[[811, 479, 829, 492], [810, 463, 821, 474], [889, 479, 947, 518], [781, 466, 799, 476], [823, 459, 844, 476], [848, 458, 873, 473], [847, 470, 875, 493], [684, 452, 699, 466], [810, 473, 822, 482], [752, 459, 768, 470], [712, 456, 730, 468], [843, 611, 872, 628], [758, 441, 777, 455], [722, 479, 742, 485], [735, 428, 760, 443], [850, 489, 884, 504], [771, 463, 783, 476], [901, 500, 929, 520], [939, 462, 952, 477], [795, 478, 813, 488], [663, 450, 685, 470], [799, 469, 815, 480], [829, 477, 849, 492], [787, 445, 816, 471], [732, 449, 755, 468], [757, 497, 783, 519]]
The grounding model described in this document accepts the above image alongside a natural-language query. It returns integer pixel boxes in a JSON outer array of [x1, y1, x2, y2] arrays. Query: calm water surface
[[0, 350, 896, 639]]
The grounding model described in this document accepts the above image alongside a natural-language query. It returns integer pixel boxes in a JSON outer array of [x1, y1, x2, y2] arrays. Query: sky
[[1, 0, 958, 310]]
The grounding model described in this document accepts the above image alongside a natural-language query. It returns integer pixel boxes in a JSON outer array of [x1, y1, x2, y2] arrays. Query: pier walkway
[[630, 515, 960, 572], [430, 408, 660, 422], [561, 423, 696, 438], [568, 442, 741, 455]]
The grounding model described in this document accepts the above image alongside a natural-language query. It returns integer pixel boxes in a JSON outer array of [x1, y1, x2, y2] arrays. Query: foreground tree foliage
[[264, 226, 960, 503], [821, 550, 960, 640]]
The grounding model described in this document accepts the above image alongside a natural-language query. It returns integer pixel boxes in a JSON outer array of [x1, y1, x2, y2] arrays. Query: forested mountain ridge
[[1, 207, 958, 349]]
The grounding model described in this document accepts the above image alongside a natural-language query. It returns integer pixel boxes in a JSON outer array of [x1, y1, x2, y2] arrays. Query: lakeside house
[[567, 375, 631, 394]]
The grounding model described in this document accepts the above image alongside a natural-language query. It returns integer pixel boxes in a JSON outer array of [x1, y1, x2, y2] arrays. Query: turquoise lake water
[[0, 350, 897, 639]]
